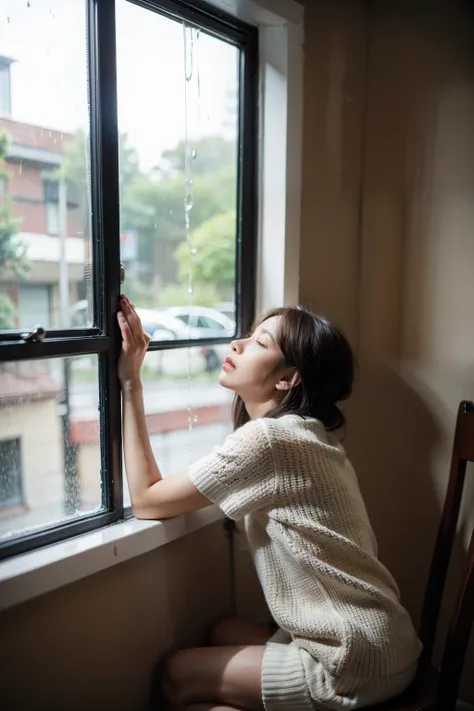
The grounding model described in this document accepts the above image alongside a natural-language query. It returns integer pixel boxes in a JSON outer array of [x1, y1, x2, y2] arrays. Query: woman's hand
[[117, 294, 151, 386]]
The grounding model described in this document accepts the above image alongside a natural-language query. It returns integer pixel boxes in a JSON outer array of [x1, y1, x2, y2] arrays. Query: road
[[70, 379, 231, 420]]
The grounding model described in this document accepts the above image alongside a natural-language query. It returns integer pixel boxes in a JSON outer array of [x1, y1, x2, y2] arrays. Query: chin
[[218, 370, 236, 390]]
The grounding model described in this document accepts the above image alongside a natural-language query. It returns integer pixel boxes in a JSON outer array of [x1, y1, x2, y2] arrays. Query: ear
[[275, 370, 301, 391]]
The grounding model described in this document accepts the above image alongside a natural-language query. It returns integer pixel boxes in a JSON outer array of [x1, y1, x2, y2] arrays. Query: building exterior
[[0, 55, 86, 332]]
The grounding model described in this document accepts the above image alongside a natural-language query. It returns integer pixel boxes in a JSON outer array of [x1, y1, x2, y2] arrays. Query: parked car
[[162, 306, 236, 371], [70, 300, 183, 338], [134, 308, 184, 339]]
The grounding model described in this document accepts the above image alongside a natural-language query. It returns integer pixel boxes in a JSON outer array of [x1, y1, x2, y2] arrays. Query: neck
[[243, 397, 278, 420]]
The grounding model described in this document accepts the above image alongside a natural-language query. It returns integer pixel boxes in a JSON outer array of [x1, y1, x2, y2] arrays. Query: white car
[[162, 306, 236, 371]]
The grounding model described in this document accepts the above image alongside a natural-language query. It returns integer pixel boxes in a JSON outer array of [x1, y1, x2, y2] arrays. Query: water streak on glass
[[183, 23, 199, 441]]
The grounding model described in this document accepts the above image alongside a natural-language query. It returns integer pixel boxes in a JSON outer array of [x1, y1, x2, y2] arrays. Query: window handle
[[120, 263, 125, 285], [21, 326, 46, 343]]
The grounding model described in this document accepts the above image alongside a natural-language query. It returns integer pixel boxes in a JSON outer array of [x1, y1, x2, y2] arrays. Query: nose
[[231, 339, 243, 354]]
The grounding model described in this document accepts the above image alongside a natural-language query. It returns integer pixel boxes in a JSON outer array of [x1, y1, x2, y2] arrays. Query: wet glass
[[0, 355, 103, 541], [0, 0, 93, 332], [115, 0, 239, 342], [123, 348, 233, 508]]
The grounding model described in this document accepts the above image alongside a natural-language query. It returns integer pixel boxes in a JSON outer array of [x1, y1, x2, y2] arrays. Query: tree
[[61, 130, 141, 236], [158, 135, 237, 179], [120, 148, 237, 296], [0, 132, 28, 329], [174, 211, 236, 300], [61, 131, 238, 306]]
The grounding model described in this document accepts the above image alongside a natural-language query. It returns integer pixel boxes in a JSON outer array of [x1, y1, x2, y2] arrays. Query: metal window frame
[[0, 0, 257, 560]]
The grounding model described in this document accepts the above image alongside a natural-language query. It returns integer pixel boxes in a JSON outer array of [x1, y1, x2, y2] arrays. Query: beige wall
[[0, 521, 231, 711], [300, 0, 474, 702]]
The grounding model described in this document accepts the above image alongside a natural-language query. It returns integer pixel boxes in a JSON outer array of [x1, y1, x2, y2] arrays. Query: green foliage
[[155, 282, 220, 308], [62, 131, 238, 300], [174, 211, 236, 299], [159, 135, 237, 178], [0, 292, 16, 330]]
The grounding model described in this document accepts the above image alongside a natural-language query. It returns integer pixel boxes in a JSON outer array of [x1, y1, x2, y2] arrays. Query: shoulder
[[262, 414, 326, 443], [263, 415, 346, 464], [216, 419, 274, 465]]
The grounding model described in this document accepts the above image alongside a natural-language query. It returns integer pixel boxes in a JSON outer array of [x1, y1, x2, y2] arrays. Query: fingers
[[120, 295, 141, 334], [119, 294, 149, 347], [117, 311, 133, 350]]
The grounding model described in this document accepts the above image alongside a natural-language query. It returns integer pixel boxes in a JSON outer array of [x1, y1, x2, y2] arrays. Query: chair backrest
[[418, 400, 474, 709]]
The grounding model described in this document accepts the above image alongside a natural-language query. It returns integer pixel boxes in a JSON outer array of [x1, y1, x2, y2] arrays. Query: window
[[43, 179, 59, 235], [0, 438, 23, 511], [0, 0, 257, 559], [0, 57, 12, 117], [18, 283, 52, 330], [45, 202, 59, 235]]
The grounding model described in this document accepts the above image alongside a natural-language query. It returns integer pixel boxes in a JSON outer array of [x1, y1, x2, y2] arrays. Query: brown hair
[[232, 306, 355, 431]]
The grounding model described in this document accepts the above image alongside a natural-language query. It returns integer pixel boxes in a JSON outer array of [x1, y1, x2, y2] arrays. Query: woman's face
[[219, 315, 292, 404]]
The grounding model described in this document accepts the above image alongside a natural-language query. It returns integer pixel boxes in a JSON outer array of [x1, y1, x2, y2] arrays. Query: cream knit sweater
[[188, 414, 421, 707]]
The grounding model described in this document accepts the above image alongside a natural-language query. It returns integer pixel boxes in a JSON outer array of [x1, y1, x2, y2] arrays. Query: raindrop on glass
[[184, 192, 193, 212]]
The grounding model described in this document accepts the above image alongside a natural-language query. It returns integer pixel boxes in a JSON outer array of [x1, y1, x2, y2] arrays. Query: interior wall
[[299, 0, 474, 702], [0, 522, 231, 711]]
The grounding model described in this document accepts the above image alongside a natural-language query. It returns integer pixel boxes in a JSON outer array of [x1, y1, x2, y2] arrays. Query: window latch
[[21, 326, 47, 343], [120, 263, 125, 285]]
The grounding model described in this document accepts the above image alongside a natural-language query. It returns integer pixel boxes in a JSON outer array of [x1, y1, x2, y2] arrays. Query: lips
[[221, 356, 236, 372]]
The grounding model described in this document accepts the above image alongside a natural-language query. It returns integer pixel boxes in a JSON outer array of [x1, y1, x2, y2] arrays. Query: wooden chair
[[369, 401, 474, 711]]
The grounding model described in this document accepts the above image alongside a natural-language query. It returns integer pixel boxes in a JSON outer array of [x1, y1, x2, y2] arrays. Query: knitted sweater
[[188, 414, 421, 683]]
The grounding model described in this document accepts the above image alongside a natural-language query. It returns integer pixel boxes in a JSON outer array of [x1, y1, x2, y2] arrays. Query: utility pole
[[58, 177, 79, 514]]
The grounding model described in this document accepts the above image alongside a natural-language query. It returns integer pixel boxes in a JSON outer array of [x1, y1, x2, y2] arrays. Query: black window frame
[[0, 0, 257, 560]]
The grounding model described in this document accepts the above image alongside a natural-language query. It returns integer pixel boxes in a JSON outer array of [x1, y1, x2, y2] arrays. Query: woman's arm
[[117, 295, 211, 519]]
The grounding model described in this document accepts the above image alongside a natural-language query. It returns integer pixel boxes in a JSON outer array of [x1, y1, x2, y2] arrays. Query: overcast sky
[[0, 0, 239, 171]]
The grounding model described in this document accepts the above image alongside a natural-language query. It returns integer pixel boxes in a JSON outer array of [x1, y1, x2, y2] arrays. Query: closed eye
[[256, 339, 267, 348]]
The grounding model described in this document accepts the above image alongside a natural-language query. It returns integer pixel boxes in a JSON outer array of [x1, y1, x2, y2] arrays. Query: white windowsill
[[0, 506, 224, 612]]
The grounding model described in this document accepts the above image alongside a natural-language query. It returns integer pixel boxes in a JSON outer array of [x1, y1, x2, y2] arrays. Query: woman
[[117, 295, 421, 711]]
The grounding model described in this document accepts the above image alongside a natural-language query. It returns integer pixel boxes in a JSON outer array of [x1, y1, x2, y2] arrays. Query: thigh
[[210, 617, 274, 647], [162, 645, 265, 711]]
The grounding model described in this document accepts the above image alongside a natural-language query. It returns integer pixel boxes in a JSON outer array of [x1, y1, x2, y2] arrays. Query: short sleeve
[[188, 419, 277, 520]]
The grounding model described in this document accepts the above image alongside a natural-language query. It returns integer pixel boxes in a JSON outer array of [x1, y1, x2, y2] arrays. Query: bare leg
[[185, 706, 244, 711], [210, 617, 274, 647], [162, 645, 265, 711]]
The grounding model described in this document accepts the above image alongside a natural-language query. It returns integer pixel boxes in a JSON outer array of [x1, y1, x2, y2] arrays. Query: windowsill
[[0, 505, 224, 612]]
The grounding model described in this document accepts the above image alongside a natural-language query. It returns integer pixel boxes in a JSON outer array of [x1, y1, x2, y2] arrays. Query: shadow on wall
[[345, 363, 444, 622], [345, 361, 474, 692]]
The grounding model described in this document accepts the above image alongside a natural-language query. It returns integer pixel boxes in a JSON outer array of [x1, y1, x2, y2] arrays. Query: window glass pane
[[116, 1, 238, 341], [0, 355, 103, 541], [123, 348, 233, 508], [0, 0, 93, 331]]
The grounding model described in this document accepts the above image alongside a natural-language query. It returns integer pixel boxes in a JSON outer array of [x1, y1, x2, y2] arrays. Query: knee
[[209, 616, 240, 646], [161, 649, 194, 706]]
